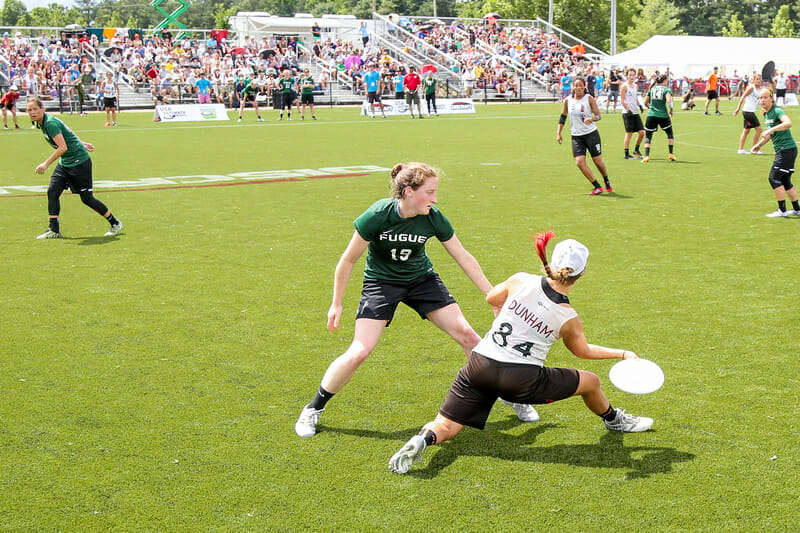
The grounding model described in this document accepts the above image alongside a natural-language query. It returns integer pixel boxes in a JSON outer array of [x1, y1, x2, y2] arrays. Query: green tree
[[1, 0, 26, 25], [212, 2, 236, 29], [769, 4, 795, 37], [620, 0, 682, 50], [721, 13, 748, 36]]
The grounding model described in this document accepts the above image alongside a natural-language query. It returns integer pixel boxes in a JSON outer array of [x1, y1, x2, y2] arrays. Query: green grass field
[[1, 101, 798, 531]]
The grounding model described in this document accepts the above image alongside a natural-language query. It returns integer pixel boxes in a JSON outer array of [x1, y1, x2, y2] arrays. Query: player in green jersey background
[[642, 74, 676, 163], [27, 97, 122, 239], [752, 88, 800, 217]]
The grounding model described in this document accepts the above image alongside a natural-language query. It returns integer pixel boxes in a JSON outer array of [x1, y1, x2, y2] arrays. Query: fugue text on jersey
[[379, 233, 429, 243]]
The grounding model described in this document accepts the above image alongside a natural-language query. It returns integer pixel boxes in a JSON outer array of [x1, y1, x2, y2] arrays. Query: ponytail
[[534, 230, 555, 279]]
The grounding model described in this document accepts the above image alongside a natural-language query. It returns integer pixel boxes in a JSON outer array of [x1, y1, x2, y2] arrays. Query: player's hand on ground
[[622, 350, 639, 360]]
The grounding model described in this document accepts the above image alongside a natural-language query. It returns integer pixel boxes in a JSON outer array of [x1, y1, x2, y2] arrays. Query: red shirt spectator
[[404, 70, 421, 91]]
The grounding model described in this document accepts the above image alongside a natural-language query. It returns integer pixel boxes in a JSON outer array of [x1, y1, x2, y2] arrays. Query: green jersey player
[[295, 162, 540, 438], [752, 88, 800, 217], [642, 74, 675, 162], [237, 77, 264, 122], [277, 69, 296, 120], [27, 97, 122, 239]]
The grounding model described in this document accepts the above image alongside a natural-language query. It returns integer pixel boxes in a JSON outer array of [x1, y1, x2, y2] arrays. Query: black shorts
[[301, 93, 314, 104], [242, 93, 255, 102], [742, 111, 760, 129], [367, 91, 381, 104], [645, 115, 673, 134], [707, 89, 718, 100], [2, 101, 16, 110], [571, 130, 602, 158], [776, 88, 786, 98], [356, 272, 456, 326], [281, 92, 293, 108], [50, 159, 93, 194], [103, 97, 117, 109], [769, 148, 797, 189], [440, 352, 580, 429], [623, 111, 644, 132]]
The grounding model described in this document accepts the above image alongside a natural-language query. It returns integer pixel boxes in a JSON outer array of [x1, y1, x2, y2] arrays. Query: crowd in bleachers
[[4, 21, 798, 110]]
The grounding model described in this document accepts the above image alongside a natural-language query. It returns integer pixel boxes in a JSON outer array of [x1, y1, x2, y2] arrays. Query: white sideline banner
[[360, 98, 476, 116], [155, 103, 230, 122]]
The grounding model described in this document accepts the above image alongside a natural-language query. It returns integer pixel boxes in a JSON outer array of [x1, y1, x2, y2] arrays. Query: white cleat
[[295, 406, 323, 437], [388, 435, 426, 474], [104, 221, 123, 236], [501, 399, 540, 422], [766, 210, 789, 218], [604, 408, 653, 432], [36, 229, 62, 239]]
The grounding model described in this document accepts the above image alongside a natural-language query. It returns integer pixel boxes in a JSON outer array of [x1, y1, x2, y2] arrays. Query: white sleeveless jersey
[[622, 81, 638, 112], [102, 79, 118, 98], [474, 273, 578, 366], [743, 84, 759, 113], [567, 93, 597, 136]]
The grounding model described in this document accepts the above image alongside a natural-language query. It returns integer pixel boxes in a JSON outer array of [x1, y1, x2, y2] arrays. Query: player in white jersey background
[[556, 78, 612, 195]]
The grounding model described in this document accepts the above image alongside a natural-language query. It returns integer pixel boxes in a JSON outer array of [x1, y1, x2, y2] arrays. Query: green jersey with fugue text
[[41, 113, 90, 167], [279, 77, 295, 93], [647, 85, 672, 118], [354, 198, 455, 282], [764, 106, 797, 152]]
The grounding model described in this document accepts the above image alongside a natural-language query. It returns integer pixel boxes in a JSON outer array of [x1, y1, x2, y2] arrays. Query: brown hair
[[534, 231, 580, 285], [390, 162, 439, 198], [26, 96, 44, 109]]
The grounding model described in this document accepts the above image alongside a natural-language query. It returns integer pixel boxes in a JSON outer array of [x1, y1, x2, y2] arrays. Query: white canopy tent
[[602, 35, 800, 79], [228, 12, 365, 43]]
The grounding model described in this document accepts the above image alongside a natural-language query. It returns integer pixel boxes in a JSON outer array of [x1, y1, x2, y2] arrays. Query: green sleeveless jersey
[[41, 113, 90, 167], [424, 77, 436, 95], [354, 198, 455, 282], [647, 85, 672, 118], [764, 106, 797, 152]]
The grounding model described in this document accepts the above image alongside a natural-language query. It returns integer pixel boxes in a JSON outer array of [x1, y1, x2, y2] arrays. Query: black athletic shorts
[[281, 92, 293, 108], [50, 159, 93, 194], [356, 272, 456, 325], [571, 130, 602, 158], [776, 88, 786, 98], [103, 97, 117, 109], [742, 111, 760, 129], [367, 91, 381, 104], [440, 351, 580, 429], [645, 115, 673, 134], [301, 93, 314, 104], [707, 89, 718, 100], [623, 111, 644, 132], [769, 147, 797, 189]]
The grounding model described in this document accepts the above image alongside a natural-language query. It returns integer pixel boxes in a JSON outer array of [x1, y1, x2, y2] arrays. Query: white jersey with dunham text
[[474, 273, 578, 366], [567, 93, 597, 136]]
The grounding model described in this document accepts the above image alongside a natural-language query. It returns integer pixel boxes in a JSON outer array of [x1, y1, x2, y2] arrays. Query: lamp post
[[610, 0, 617, 55]]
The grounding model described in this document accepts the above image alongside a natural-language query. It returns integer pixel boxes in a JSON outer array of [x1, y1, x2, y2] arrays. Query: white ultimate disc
[[608, 358, 664, 394]]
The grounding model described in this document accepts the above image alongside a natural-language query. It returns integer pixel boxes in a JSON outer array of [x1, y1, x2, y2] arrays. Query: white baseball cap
[[551, 239, 589, 276], [10, 84, 17, 91]]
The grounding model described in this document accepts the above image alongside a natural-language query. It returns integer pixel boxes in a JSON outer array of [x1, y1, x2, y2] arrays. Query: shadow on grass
[[74, 235, 122, 245], [327, 417, 695, 480]]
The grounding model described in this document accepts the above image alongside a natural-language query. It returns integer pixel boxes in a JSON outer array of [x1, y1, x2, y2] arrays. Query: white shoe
[[104, 221, 123, 236], [752, 150, 764, 155], [790, 210, 800, 215], [737, 149, 748, 154], [295, 406, 323, 437], [766, 210, 789, 218], [388, 435, 426, 474], [36, 229, 62, 239], [500, 399, 540, 422], [604, 408, 653, 432]]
